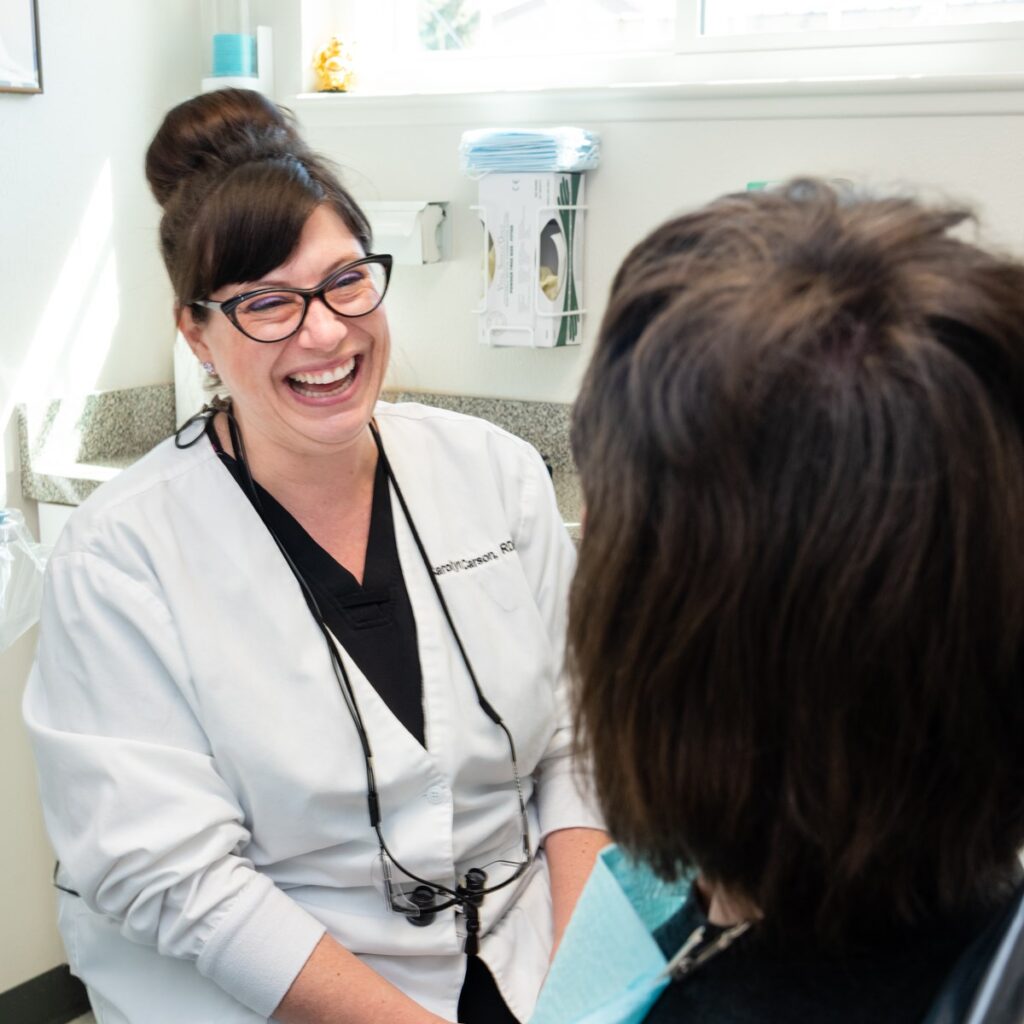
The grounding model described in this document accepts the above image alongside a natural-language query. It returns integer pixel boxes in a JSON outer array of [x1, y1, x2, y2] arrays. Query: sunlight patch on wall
[[10, 160, 121, 468]]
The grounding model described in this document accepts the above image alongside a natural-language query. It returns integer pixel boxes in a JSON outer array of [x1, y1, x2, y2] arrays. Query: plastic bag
[[0, 508, 52, 653]]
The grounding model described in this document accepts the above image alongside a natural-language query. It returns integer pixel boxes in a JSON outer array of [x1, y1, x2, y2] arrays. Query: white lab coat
[[24, 402, 601, 1024]]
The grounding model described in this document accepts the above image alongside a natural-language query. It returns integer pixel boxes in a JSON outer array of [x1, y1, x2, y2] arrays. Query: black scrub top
[[208, 422, 426, 746]]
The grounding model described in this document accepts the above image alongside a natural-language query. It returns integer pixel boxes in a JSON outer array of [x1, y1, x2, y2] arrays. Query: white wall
[[0, 2, 198, 444], [0, 0, 200, 992], [294, 95, 1024, 403]]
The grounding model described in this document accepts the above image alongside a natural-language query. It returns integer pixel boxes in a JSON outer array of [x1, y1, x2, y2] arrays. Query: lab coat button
[[426, 784, 447, 805]]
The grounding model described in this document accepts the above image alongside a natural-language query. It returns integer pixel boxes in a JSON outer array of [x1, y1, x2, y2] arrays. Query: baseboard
[[0, 964, 90, 1024]]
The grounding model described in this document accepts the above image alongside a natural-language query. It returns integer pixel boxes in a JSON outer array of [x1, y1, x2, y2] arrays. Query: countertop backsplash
[[18, 385, 581, 532]]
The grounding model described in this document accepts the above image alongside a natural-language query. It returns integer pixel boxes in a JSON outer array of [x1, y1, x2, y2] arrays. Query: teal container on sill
[[212, 32, 256, 77]]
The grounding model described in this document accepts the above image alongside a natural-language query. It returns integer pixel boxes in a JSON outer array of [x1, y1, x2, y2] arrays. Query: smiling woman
[[179, 205, 393, 462], [23, 88, 606, 1024]]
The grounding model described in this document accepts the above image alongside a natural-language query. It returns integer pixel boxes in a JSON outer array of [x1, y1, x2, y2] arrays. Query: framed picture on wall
[[0, 0, 42, 94]]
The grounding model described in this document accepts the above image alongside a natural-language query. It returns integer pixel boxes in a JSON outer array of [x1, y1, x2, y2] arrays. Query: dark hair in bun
[[145, 88, 372, 318]]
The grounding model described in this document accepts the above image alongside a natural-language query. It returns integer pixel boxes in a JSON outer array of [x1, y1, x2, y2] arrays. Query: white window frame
[[674, 0, 1024, 82], [679, 0, 1024, 50], [297, 0, 1024, 98]]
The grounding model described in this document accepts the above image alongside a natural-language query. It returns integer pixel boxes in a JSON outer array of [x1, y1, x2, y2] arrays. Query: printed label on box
[[477, 173, 584, 348]]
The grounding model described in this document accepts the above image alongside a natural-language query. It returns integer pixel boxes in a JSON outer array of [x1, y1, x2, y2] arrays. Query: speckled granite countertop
[[384, 391, 581, 534], [18, 385, 581, 535], [18, 384, 177, 506]]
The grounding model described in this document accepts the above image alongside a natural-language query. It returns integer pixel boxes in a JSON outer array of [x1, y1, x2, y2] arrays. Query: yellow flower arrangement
[[313, 36, 355, 93]]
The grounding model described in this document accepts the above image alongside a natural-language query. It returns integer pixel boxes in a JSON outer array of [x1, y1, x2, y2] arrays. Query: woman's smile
[[285, 354, 360, 402]]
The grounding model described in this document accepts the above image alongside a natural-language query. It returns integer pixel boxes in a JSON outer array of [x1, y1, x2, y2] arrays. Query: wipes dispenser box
[[476, 173, 584, 348]]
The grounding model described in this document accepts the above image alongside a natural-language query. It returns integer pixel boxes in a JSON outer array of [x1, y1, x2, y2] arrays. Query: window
[[414, 0, 676, 54], [674, 0, 1024, 84], [298, 0, 1024, 96], [700, 0, 1024, 37]]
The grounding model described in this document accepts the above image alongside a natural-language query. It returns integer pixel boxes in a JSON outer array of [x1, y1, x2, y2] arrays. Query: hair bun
[[145, 88, 308, 207]]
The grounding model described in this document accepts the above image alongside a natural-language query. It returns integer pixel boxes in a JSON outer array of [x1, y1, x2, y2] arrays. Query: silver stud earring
[[201, 361, 216, 376]]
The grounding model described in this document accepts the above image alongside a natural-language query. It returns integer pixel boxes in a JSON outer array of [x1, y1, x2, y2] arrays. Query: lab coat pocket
[[483, 856, 553, 1023], [57, 896, 115, 1023], [57, 890, 83, 978]]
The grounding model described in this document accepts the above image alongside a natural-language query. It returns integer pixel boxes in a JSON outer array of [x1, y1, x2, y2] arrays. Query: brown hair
[[570, 179, 1024, 942], [145, 88, 371, 318]]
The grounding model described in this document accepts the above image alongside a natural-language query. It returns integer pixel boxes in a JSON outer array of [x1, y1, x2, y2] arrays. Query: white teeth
[[289, 358, 355, 385]]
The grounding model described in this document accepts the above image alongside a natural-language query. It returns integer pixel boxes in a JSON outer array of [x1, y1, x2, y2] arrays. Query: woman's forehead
[[275, 206, 364, 275]]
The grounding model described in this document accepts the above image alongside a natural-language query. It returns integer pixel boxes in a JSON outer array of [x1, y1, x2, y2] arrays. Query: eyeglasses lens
[[323, 261, 387, 318], [235, 293, 305, 342], [235, 260, 388, 342]]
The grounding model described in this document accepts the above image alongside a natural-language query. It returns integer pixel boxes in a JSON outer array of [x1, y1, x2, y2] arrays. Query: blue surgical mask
[[460, 127, 601, 174]]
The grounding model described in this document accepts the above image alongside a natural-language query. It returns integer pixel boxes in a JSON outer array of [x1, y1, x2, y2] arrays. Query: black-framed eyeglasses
[[191, 254, 393, 344]]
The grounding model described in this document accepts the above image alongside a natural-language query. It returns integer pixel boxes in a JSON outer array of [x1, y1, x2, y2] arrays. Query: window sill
[[291, 72, 1024, 127]]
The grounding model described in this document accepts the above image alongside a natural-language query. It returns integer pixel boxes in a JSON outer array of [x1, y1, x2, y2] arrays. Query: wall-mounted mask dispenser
[[459, 128, 598, 349]]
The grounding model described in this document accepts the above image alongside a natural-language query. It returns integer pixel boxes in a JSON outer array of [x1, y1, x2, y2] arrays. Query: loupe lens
[[406, 885, 438, 927], [371, 852, 439, 924]]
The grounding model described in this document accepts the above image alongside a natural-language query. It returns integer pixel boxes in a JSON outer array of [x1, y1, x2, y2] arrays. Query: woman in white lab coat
[[24, 88, 605, 1024]]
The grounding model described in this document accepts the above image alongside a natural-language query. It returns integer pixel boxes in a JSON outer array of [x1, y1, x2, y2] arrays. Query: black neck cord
[[175, 402, 532, 949], [370, 426, 531, 866]]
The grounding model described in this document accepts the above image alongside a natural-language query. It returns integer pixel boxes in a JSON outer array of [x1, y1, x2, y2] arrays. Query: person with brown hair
[[23, 89, 605, 1024], [567, 179, 1024, 1022]]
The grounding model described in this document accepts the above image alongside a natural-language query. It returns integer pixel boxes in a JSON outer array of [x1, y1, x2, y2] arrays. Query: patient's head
[[570, 179, 1024, 942]]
